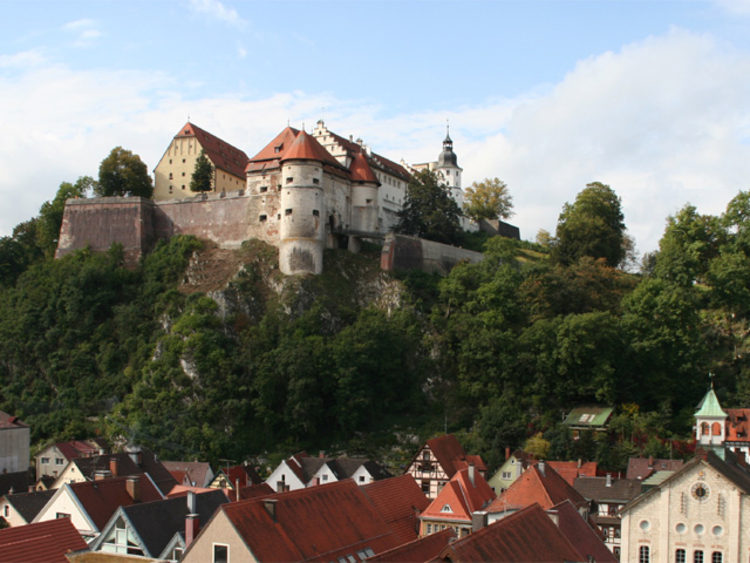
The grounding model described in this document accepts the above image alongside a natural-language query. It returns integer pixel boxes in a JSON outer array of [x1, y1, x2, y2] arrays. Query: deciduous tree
[[95, 147, 153, 198], [463, 178, 513, 223], [395, 169, 462, 245]]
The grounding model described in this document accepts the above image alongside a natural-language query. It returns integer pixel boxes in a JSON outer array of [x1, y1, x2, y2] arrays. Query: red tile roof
[[726, 408, 750, 441], [50, 440, 101, 462], [323, 130, 411, 182], [247, 126, 301, 166], [0, 518, 88, 563], [421, 468, 495, 525], [367, 528, 455, 563], [69, 475, 163, 531], [349, 151, 380, 185], [361, 475, 430, 545], [547, 461, 598, 486], [625, 457, 684, 480], [438, 504, 584, 563], [162, 460, 212, 488], [221, 479, 400, 562], [551, 500, 617, 563], [176, 122, 249, 179], [486, 462, 587, 514], [0, 411, 27, 429], [281, 130, 344, 169], [238, 483, 275, 501], [413, 434, 487, 479]]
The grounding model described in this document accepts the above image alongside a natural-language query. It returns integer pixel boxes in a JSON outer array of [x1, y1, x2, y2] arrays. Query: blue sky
[[3, 0, 750, 257]]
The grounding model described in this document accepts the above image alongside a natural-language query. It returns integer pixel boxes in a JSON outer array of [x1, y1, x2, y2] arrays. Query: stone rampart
[[380, 233, 484, 275]]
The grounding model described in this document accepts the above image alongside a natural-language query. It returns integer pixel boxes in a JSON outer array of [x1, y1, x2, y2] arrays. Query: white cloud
[[188, 0, 247, 29], [0, 49, 45, 68], [2, 28, 750, 259], [714, 0, 750, 15], [62, 18, 102, 45]]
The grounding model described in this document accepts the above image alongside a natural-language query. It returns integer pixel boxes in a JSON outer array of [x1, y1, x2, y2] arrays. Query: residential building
[[419, 465, 495, 538], [485, 460, 589, 523], [153, 122, 249, 200], [209, 463, 262, 499], [181, 479, 402, 563], [486, 449, 534, 493], [405, 434, 487, 500], [90, 489, 228, 560], [0, 411, 29, 474], [548, 460, 599, 486], [563, 405, 614, 438], [626, 456, 684, 481], [0, 488, 55, 527], [574, 474, 642, 558], [33, 474, 164, 543], [162, 460, 214, 488], [361, 474, 430, 545], [35, 439, 108, 481], [0, 518, 88, 563], [266, 451, 391, 492], [620, 449, 749, 563]]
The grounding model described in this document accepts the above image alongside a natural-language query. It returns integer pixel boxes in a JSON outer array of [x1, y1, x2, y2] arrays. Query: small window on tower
[[366, 199, 373, 204], [260, 186, 268, 193], [259, 215, 267, 222], [286, 177, 293, 184], [313, 178, 320, 184], [285, 209, 292, 216], [313, 210, 319, 216]]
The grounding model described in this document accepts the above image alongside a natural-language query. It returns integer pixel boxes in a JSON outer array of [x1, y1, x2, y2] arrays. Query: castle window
[[285, 209, 292, 216], [169, 159, 172, 164], [169, 186, 173, 194], [260, 186, 268, 193], [286, 177, 293, 184], [182, 185, 185, 190], [182, 159, 186, 163], [312, 210, 319, 216], [169, 173, 173, 180], [277, 184, 282, 190], [277, 214, 281, 220], [259, 215, 267, 222], [182, 172, 186, 177], [313, 178, 320, 184], [366, 199, 373, 204]]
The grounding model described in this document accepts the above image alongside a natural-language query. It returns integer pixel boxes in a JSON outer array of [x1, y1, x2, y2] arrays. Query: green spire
[[695, 383, 727, 418]]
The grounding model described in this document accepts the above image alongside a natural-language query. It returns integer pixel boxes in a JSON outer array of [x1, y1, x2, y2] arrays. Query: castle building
[[153, 122, 249, 200]]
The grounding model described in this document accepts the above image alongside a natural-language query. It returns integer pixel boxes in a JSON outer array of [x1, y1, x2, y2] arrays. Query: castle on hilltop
[[57, 121, 514, 275]]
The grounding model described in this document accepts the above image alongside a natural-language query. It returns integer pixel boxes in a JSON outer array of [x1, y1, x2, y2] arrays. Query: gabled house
[[563, 405, 614, 438], [626, 456, 684, 481], [547, 460, 598, 486], [162, 460, 214, 488], [181, 479, 401, 563], [0, 517, 88, 563], [90, 489, 229, 560], [33, 474, 164, 543], [0, 411, 29, 475], [361, 474, 431, 545], [485, 460, 589, 523], [208, 463, 262, 499], [436, 503, 586, 563], [265, 452, 392, 492], [620, 449, 750, 563], [0, 488, 55, 527], [405, 434, 487, 499], [486, 449, 534, 493], [547, 499, 618, 563], [419, 465, 495, 538], [52, 450, 176, 496], [35, 439, 107, 481], [573, 475, 642, 559]]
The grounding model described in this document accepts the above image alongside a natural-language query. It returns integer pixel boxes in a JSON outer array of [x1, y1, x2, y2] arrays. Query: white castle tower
[[435, 126, 463, 208]]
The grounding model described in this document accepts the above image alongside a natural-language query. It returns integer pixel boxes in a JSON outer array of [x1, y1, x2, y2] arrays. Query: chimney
[[126, 476, 141, 502], [94, 470, 112, 481], [110, 458, 119, 477], [606, 473, 612, 487], [236, 478, 241, 501], [319, 451, 326, 459], [505, 447, 511, 461], [577, 459, 582, 468], [468, 463, 475, 487], [313, 477, 320, 487], [538, 460, 546, 477], [648, 456, 653, 468], [185, 513, 199, 549], [471, 511, 487, 533], [129, 451, 142, 466], [187, 491, 197, 514], [264, 499, 278, 522]]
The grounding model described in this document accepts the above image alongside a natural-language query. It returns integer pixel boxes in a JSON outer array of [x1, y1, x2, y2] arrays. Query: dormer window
[[274, 144, 283, 153], [440, 504, 453, 513]]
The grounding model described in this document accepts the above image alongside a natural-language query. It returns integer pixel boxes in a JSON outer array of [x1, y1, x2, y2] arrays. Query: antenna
[[187, 114, 191, 123]]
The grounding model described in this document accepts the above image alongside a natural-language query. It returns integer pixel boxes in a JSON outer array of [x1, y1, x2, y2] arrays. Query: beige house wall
[[406, 446, 450, 500], [182, 510, 255, 563], [36, 444, 69, 481], [154, 137, 244, 201], [622, 460, 748, 563], [33, 486, 98, 541], [0, 498, 28, 527]]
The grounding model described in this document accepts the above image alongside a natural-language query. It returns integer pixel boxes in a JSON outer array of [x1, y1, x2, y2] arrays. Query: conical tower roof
[[695, 387, 728, 418], [280, 130, 343, 168], [349, 151, 380, 185]]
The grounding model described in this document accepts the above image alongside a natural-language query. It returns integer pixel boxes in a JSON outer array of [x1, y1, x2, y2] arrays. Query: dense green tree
[[463, 178, 513, 223], [190, 150, 214, 193], [95, 147, 154, 198], [37, 176, 94, 257], [553, 182, 627, 268], [395, 169, 462, 244]]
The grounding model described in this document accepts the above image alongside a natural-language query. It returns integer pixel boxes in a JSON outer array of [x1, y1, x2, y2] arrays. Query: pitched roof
[[551, 500, 617, 563], [322, 129, 411, 182], [162, 461, 212, 488], [280, 130, 344, 169], [366, 528, 455, 563], [726, 408, 750, 440], [349, 151, 380, 185], [238, 483, 274, 501], [68, 475, 163, 531], [247, 126, 301, 169], [4, 489, 56, 523], [438, 503, 584, 563], [70, 451, 176, 495], [486, 462, 587, 514], [573, 476, 642, 503], [0, 518, 88, 563], [114, 489, 228, 557], [176, 122, 249, 179], [413, 434, 480, 479], [546, 461, 597, 486], [0, 411, 27, 429], [421, 468, 495, 524], [563, 405, 614, 428], [47, 440, 102, 462], [219, 479, 400, 562], [625, 457, 684, 480], [361, 475, 430, 545], [0, 471, 29, 498]]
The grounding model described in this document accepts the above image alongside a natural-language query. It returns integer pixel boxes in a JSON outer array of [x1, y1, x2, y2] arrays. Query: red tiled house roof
[[361, 474, 430, 544], [412, 434, 487, 480], [177, 122, 249, 179], [547, 460, 598, 486], [367, 528, 455, 563], [438, 503, 584, 563], [281, 130, 345, 168], [0, 518, 88, 563], [238, 483, 274, 501], [220, 480, 400, 562], [420, 468, 495, 526], [322, 129, 412, 182], [246, 126, 301, 172], [349, 151, 380, 184], [162, 460, 212, 488], [725, 408, 750, 440], [551, 499, 617, 563], [625, 457, 684, 480], [486, 462, 588, 514], [69, 475, 163, 531], [0, 411, 27, 429]]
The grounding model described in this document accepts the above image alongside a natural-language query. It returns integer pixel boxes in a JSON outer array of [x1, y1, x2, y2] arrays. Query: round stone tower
[[278, 131, 327, 275], [435, 126, 463, 208], [349, 151, 381, 234]]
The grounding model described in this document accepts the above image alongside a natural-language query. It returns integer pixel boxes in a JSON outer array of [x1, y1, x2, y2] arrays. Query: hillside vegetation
[[3, 184, 750, 473]]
